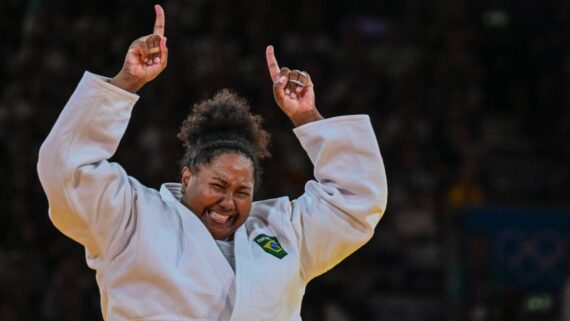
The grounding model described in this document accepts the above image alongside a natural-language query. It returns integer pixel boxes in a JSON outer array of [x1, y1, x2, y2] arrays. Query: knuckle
[[132, 39, 144, 47]]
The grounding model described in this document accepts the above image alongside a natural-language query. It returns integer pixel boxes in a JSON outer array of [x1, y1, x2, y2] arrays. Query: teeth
[[209, 211, 230, 224]]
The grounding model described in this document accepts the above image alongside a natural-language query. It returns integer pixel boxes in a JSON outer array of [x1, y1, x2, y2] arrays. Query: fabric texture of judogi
[[37, 72, 388, 321]]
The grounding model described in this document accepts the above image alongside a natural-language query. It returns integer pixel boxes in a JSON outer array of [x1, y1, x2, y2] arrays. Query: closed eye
[[236, 191, 251, 198], [210, 183, 224, 191]]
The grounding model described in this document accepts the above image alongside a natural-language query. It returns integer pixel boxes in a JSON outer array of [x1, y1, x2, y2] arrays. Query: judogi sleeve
[[37, 71, 139, 258], [290, 115, 388, 282]]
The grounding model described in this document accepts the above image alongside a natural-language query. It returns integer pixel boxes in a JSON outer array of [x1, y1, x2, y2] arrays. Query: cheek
[[236, 198, 253, 217], [183, 186, 216, 214]]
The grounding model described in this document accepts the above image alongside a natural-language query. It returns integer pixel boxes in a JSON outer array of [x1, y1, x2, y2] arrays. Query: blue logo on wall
[[465, 207, 570, 292]]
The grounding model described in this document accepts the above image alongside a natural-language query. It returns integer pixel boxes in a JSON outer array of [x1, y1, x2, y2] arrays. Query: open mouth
[[206, 209, 233, 225]]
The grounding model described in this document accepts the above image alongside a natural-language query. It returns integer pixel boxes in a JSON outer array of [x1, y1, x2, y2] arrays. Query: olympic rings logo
[[493, 229, 564, 282]]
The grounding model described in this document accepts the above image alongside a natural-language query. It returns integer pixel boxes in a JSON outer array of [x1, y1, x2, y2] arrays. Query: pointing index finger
[[153, 4, 165, 36], [266, 45, 280, 83]]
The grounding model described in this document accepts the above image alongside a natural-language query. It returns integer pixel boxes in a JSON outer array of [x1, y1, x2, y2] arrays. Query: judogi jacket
[[37, 72, 388, 321]]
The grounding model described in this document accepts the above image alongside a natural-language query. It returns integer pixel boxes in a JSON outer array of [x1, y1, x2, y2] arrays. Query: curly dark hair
[[177, 89, 271, 190]]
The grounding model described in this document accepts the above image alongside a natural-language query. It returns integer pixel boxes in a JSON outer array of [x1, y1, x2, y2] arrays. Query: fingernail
[[285, 88, 290, 95], [154, 57, 160, 64]]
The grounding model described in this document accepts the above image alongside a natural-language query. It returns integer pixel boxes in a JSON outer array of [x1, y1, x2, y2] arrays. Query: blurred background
[[0, 0, 569, 320]]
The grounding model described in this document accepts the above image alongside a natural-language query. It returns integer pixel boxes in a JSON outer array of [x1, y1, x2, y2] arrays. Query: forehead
[[200, 153, 254, 182]]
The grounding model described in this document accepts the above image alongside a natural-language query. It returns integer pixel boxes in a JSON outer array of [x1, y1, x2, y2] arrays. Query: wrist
[[290, 108, 324, 127], [110, 72, 145, 93]]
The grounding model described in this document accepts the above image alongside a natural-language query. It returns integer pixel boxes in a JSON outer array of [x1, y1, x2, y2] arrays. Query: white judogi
[[37, 72, 388, 321]]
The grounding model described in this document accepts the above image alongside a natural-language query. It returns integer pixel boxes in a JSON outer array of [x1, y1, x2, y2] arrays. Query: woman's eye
[[211, 184, 224, 191], [236, 191, 250, 198]]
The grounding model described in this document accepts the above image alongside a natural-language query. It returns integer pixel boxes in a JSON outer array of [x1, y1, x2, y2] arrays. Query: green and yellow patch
[[254, 234, 288, 259]]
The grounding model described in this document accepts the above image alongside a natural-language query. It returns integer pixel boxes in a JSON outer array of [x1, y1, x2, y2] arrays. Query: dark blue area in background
[[465, 207, 570, 292]]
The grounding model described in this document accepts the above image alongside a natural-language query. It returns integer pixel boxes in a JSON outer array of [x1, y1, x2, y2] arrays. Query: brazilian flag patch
[[254, 234, 288, 259]]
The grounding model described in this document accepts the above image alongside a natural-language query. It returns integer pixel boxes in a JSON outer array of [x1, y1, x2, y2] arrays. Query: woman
[[37, 5, 387, 321]]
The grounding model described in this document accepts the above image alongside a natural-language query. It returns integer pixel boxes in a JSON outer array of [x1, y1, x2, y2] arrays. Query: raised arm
[[291, 116, 387, 282], [266, 47, 387, 281], [37, 5, 168, 258]]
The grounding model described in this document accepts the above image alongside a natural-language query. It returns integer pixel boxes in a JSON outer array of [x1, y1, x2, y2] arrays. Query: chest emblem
[[254, 234, 288, 259]]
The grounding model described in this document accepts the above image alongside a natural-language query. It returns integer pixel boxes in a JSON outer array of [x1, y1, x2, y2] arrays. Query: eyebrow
[[211, 173, 253, 190]]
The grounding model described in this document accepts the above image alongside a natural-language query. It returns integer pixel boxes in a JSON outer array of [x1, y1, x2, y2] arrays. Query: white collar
[[159, 182, 183, 204]]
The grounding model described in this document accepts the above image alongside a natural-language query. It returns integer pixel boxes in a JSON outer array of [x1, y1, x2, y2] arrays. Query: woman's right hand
[[111, 5, 168, 93]]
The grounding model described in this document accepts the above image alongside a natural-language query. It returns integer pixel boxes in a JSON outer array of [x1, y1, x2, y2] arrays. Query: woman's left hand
[[266, 46, 323, 126]]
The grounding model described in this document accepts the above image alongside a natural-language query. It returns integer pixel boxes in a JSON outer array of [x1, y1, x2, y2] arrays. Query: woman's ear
[[181, 166, 192, 190]]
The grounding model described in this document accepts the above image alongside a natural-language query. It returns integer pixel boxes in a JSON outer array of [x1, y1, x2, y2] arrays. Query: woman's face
[[181, 152, 254, 240]]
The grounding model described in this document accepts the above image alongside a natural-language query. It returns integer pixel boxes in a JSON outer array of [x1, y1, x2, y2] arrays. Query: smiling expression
[[181, 152, 254, 240]]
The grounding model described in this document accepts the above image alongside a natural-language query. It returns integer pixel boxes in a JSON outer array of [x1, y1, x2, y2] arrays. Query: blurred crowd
[[0, 0, 569, 320]]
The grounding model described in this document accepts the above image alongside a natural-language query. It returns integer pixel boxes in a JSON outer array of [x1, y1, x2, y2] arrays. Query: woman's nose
[[219, 192, 235, 211]]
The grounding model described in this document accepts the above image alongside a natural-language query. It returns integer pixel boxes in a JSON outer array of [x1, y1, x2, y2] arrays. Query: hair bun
[[178, 89, 271, 159]]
